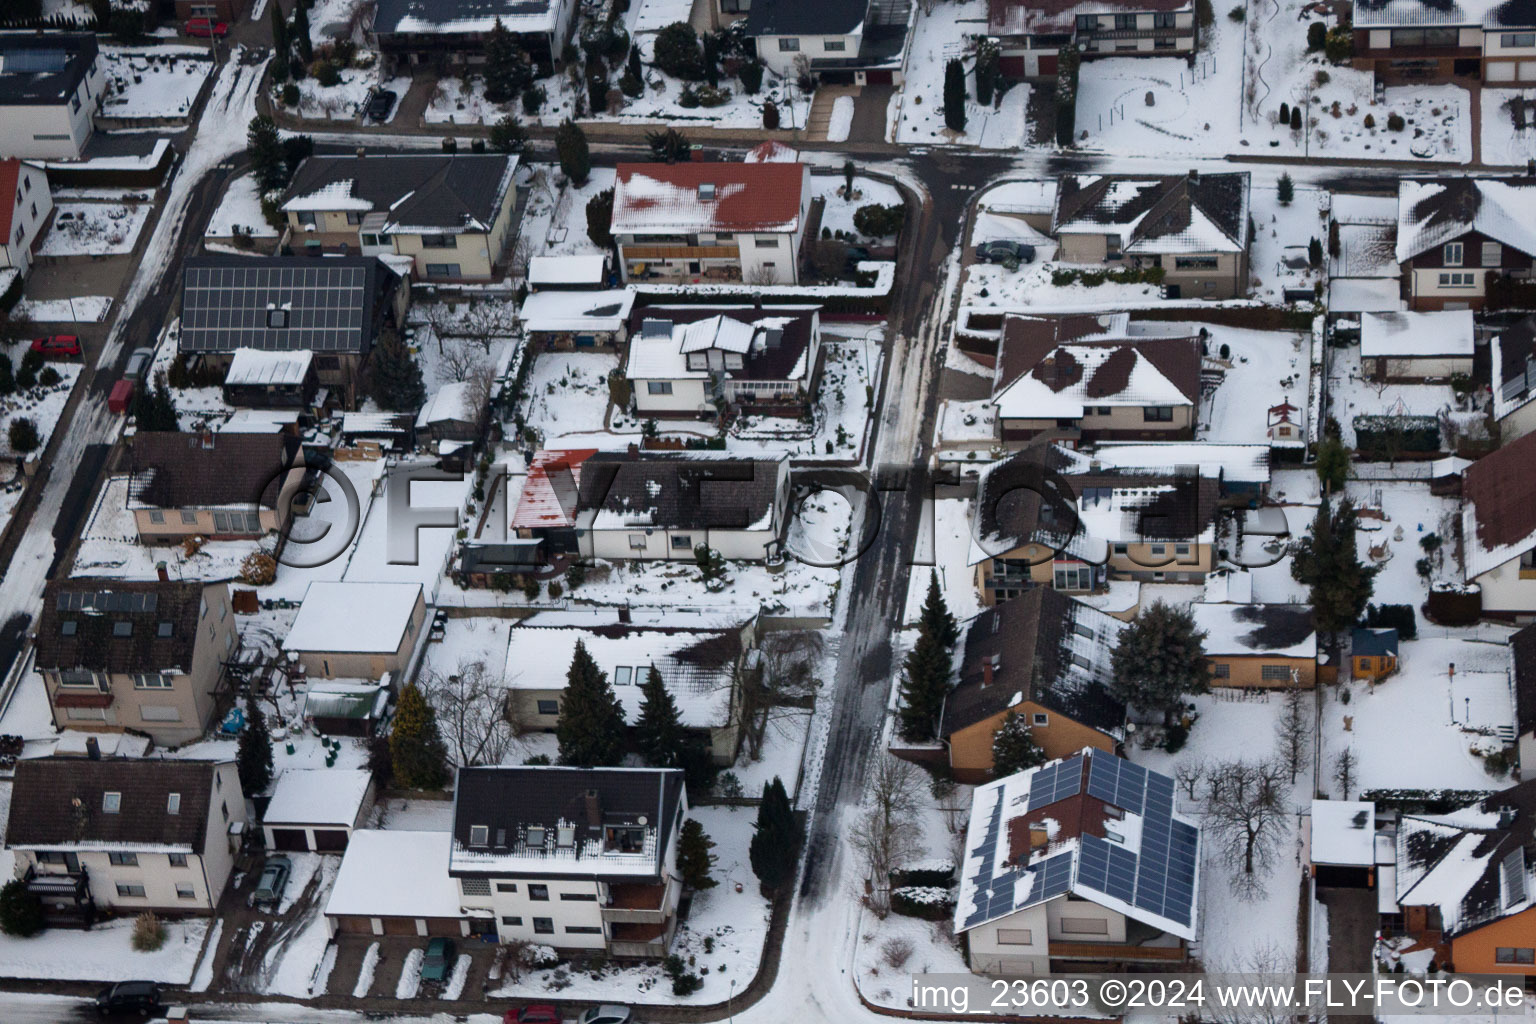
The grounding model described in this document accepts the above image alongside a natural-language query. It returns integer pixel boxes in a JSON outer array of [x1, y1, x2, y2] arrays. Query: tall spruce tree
[[292, 2, 312, 63], [0, 353, 13, 397], [368, 335, 425, 411], [919, 572, 959, 650], [1109, 600, 1209, 726], [555, 119, 591, 186], [897, 573, 957, 741], [484, 19, 523, 102], [943, 58, 967, 132], [991, 711, 1046, 778], [676, 818, 718, 889], [237, 695, 274, 795], [247, 115, 285, 191], [1290, 497, 1378, 633], [556, 640, 627, 766], [270, 0, 289, 80], [390, 681, 450, 789], [635, 664, 686, 767], [748, 776, 799, 894]]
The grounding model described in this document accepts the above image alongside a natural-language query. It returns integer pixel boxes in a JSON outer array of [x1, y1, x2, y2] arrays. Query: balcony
[[608, 919, 673, 958], [602, 883, 669, 925], [1048, 941, 1187, 962], [622, 244, 740, 261]]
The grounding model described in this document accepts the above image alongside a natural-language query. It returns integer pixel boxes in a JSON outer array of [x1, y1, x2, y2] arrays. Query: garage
[[270, 828, 310, 852], [314, 828, 350, 852], [381, 916, 419, 936], [325, 830, 467, 941], [1307, 799, 1379, 890], [335, 915, 375, 935], [261, 768, 375, 853]]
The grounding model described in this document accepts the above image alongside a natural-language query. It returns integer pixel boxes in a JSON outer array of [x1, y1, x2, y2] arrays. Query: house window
[[298, 211, 317, 227], [134, 674, 173, 689], [997, 928, 1034, 945], [421, 234, 454, 248], [167, 793, 181, 815], [1059, 917, 1110, 935], [212, 511, 262, 534], [1212, 663, 1230, 678], [1154, 36, 1176, 47], [526, 827, 546, 847], [1261, 665, 1292, 681], [469, 825, 489, 847], [566, 925, 603, 933], [614, 666, 633, 686], [1112, 543, 1129, 555], [1443, 242, 1464, 266], [180, 510, 199, 525], [1504, 32, 1536, 45], [670, 534, 693, 550], [426, 263, 462, 278], [1076, 13, 1098, 29], [1495, 947, 1535, 964], [1114, 13, 1137, 28], [345, 211, 363, 225], [501, 916, 523, 926], [116, 884, 147, 899], [1054, 564, 1092, 591], [1174, 256, 1218, 269], [536, 700, 558, 715], [169, 852, 188, 867], [647, 382, 673, 395], [59, 669, 97, 688], [1438, 272, 1476, 286], [1482, 242, 1502, 266], [529, 884, 550, 901], [113, 621, 132, 637], [755, 237, 779, 248], [176, 883, 196, 899], [560, 892, 599, 901], [496, 883, 517, 893], [778, 37, 800, 50], [108, 852, 138, 866], [1150, 544, 1167, 556], [149, 510, 166, 524], [103, 792, 121, 814], [1144, 406, 1174, 421], [1032, 713, 1049, 727], [628, 534, 647, 550], [533, 917, 554, 934], [823, 39, 846, 51], [221, 801, 229, 822], [462, 877, 492, 895], [1153, 11, 1176, 26], [361, 233, 380, 246], [1176, 543, 1191, 556]]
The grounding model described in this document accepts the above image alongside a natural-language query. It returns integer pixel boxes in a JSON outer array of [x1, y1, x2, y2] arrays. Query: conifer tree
[[1277, 172, 1294, 206], [635, 664, 686, 767], [897, 573, 958, 741], [247, 115, 285, 191], [991, 711, 1046, 778], [368, 335, 425, 411], [292, 3, 312, 63], [556, 640, 626, 766], [919, 572, 959, 650], [485, 19, 527, 102], [676, 818, 718, 889], [749, 776, 799, 894], [555, 119, 591, 186], [943, 58, 967, 132], [390, 681, 450, 789], [1291, 497, 1378, 633], [1109, 600, 1209, 726], [237, 695, 273, 795], [270, 0, 289, 80]]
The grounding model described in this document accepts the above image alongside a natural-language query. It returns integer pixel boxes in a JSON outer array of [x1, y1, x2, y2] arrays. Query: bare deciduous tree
[[1205, 759, 1289, 899], [439, 338, 491, 385], [1274, 678, 1311, 784], [423, 658, 518, 767], [1174, 759, 1206, 802], [738, 630, 825, 760], [1332, 748, 1357, 799], [849, 754, 925, 917], [1206, 942, 1294, 1024]]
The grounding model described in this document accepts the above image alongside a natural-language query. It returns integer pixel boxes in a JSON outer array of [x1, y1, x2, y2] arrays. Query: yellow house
[[128, 431, 305, 545], [939, 587, 1125, 784], [1351, 627, 1400, 682], [1191, 602, 1317, 689]]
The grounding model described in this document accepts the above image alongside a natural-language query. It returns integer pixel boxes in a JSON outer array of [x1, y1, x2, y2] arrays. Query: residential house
[[373, 0, 578, 71], [221, 349, 319, 409], [127, 431, 304, 545], [528, 254, 609, 290], [326, 830, 469, 937], [1352, 627, 1401, 682], [990, 0, 1197, 78], [282, 581, 426, 679], [5, 757, 245, 922], [502, 607, 759, 764], [1361, 310, 1476, 380], [989, 314, 1201, 445], [34, 579, 238, 746], [939, 587, 1126, 783], [1306, 800, 1378, 887], [626, 304, 823, 418], [449, 765, 688, 956], [0, 159, 50, 274], [574, 451, 791, 562], [970, 442, 1222, 604], [1395, 177, 1536, 310], [612, 161, 812, 286], [1513, 623, 1536, 778], [955, 749, 1200, 975], [280, 155, 520, 281], [459, 448, 598, 580], [1090, 441, 1272, 502], [0, 34, 104, 160], [262, 768, 376, 852], [744, 0, 909, 84], [1350, 0, 1536, 84], [1052, 171, 1251, 298], [1190, 602, 1318, 689], [416, 380, 485, 448], [1461, 430, 1536, 619], [178, 255, 409, 409], [1492, 314, 1536, 443], [1390, 781, 1536, 975], [522, 289, 636, 351]]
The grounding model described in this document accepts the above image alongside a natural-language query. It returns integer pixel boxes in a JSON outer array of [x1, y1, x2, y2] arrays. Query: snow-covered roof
[[1329, 277, 1405, 314], [1203, 569, 1254, 604], [1493, 317, 1536, 425], [263, 768, 372, 827], [416, 380, 479, 428], [1352, 0, 1515, 29], [1081, 442, 1271, 485], [375, 0, 562, 35], [1053, 173, 1250, 254], [625, 308, 816, 384], [1331, 192, 1401, 225], [281, 180, 373, 213], [528, 254, 607, 287], [1190, 602, 1316, 659], [341, 412, 411, 435], [992, 341, 1196, 419], [1461, 430, 1536, 581], [224, 347, 314, 387], [283, 582, 423, 654], [1310, 800, 1376, 866], [215, 408, 301, 434], [1360, 310, 1475, 358], [519, 289, 635, 334], [1396, 178, 1536, 262], [325, 830, 463, 920], [742, 141, 800, 164], [979, 179, 1059, 215], [612, 162, 806, 235]]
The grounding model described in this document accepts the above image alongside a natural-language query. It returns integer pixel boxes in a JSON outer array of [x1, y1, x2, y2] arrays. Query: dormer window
[[157, 621, 173, 637], [167, 792, 181, 815], [526, 827, 547, 847], [112, 621, 132, 637], [469, 825, 489, 848], [698, 183, 716, 200], [60, 620, 76, 636], [103, 792, 121, 814], [557, 825, 576, 848], [495, 828, 506, 847], [606, 826, 646, 853]]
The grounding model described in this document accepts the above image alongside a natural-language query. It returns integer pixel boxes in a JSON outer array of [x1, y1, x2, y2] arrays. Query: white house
[[5, 757, 245, 922], [1394, 177, 1536, 310], [262, 768, 376, 852], [955, 749, 1200, 975], [449, 766, 688, 957], [612, 161, 811, 286], [1360, 310, 1476, 381], [1493, 315, 1536, 444], [573, 451, 791, 562], [0, 33, 105, 160], [0, 159, 51, 274], [1462, 430, 1536, 620]]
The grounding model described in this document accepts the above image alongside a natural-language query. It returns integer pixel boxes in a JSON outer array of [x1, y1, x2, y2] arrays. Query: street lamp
[[728, 978, 736, 1024]]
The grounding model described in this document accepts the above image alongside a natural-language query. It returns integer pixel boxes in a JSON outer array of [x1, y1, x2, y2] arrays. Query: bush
[[1228, 5, 1245, 19], [889, 864, 955, 888], [692, 84, 731, 107], [280, 82, 300, 107], [1387, 112, 1405, 131], [0, 879, 44, 937], [738, 60, 764, 94], [1164, 723, 1189, 753], [943, 58, 966, 132], [7, 417, 39, 454], [38, 367, 59, 387], [1307, 20, 1326, 50], [131, 912, 165, 952], [312, 59, 340, 86], [240, 551, 277, 586], [1324, 26, 1353, 63], [1363, 112, 1375, 128], [763, 100, 779, 129], [653, 22, 703, 79], [1054, 46, 1080, 147], [1197, 0, 1214, 27], [852, 203, 903, 238], [1361, 603, 1417, 641], [522, 84, 547, 115], [890, 886, 955, 920], [490, 113, 528, 153], [620, 71, 643, 97]]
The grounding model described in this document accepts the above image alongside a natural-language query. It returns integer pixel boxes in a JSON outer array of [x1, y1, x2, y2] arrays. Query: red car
[[184, 17, 229, 36], [30, 335, 80, 359], [504, 1007, 561, 1024]]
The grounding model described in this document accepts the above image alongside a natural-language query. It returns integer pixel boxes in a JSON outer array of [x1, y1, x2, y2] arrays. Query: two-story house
[[35, 579, 238, 746], [1395, 177, 1536, 310], [939, 587, 1125, 783], [992, 0, 1197, 78], [280, 155, 520, 282], [179, 255, 410, 409], [574, 450, 792, 562], [1350, 0, 1536, 84], [0, 33, 105, 160], [127, 431, 304, 545], [0, 159, 51, 275], [1461, 430, 1536, 620], [1052, 171, 1251, 298], [612, 161, 811, 286], [449, 766, 688, 957], [955, 749, 1200, 975], [373, 0, 578, 72], [5, 757, 245, 923], [625, 304, 823, 418], [1492, 313, 1536, 443], [744, 0, 910, 84]]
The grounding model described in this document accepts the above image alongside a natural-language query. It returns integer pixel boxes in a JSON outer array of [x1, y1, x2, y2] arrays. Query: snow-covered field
[[1480, 88, 1536, 165], [0, 356, 82, 460], [205, 172, 278, 239], [513, 165, 616, 267], [39, 202, 152, 256], [1249, 184, 1328, 304], [289, 67, 410, 122], [1199, 323, 1311, 446], [0, 917, 209, 983], [521, 351, 622, 446], [101, 46, 211, 120], [1326, 343, 1464, 449], [813, 175, 903, 241], [891, 0, 1030, 148]]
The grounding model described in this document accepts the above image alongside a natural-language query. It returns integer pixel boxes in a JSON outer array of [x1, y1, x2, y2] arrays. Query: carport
[[325, 830, 468, 938], [261, 768, 376, 852], [1306, 799, 1378, 889]]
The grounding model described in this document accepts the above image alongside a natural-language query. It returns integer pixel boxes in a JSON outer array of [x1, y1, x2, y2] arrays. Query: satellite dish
[[638, 815, 648, 825]]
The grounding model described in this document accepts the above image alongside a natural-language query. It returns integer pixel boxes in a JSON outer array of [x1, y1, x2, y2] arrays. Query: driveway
[[1318, 885, 1376, 1024], [849, 84, 893, 144]]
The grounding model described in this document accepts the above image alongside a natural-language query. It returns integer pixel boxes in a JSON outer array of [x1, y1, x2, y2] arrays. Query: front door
[[1165, 284, 1181, 298]]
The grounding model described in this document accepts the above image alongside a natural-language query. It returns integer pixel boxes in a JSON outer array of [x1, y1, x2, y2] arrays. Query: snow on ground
[[0, 916, 209, 983], [731, 330, 881, 461], [1248, 184, 1328, 304], [1342, 478, 1460, 630], [190, 919, 223, 992], [372, 796, 456, 831], [443, 954, 472, 1000], [205, 172, 278, 239], [352, 942, 380, 997], [101, 46, 211, 120], [1198, 323, 1310, 446], [827, 95, 855, 142], [38, 202, 152, 256], [1480, 89, 1536, 165], [0, 354, 81, 460], [307, 0, 367, 42], [395, 948, 424, 999], [1325, 343, 1464, 449], [786, 490, 852, 567], [289, 67, 409, 122], [14, 295, 113, 322], [262, 856, 341, 997], [730, 709, 813, 798], [521, 351, 623, 446], [961, 257, 1161, 313], [903, 498, 982, 626], [813, 176, 903, 241], [512, 165, 616, 270], [892, 0, 1030, 148], [72, 474, 260, 580]]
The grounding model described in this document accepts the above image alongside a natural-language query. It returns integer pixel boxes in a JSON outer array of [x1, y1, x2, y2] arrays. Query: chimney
[[1188, 168, 1199, 185], [1528, 159, 1535, 177], [584, 789, 602, 827], [156, 561, 169, 582], [617, 605, 631, 624], [356, 146, 366, 158], [627, 443, 640, 456], [85, 736, 100, 761], [200, 429, 215, 451]]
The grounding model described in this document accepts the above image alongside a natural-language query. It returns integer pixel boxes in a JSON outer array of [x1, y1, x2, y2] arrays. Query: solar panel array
[[1502, 849, 1528, 910], [181, 263, 369, 353], [3, 49, 69, 73], [1076, 756, 1198, 927], [962, 787, 1021, 930], [1026, 754, 1085, 811], [1087, 752, 1149, 814], [55, 590, 158, 613], [1022, 851, 1075, 905]]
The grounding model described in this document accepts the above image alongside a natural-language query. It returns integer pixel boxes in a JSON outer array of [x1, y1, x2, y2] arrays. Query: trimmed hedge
[[1361, 789, 1490, 814], [1054, 46, 1080, 147], [1425, 586, 1481, 626], [890, 886, 954, 920], [889, 865, 955, 889], [1353, 414, 1440, 455], [1360, 603, 1416, 641]]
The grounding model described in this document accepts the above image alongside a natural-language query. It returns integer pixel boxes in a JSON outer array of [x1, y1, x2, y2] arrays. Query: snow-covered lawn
[[1341, 479, 1461, 628], [286, 67, 409, 122], [0, 355, 81, 460], [1325, 343, 1467, 449], [731, 331, 881, 461], [513, 165, 616, 268], [1480, 88, 1536, 165], [892, 0, 1030, 148], [1248, 184, 1329, 304], [961, 257, 1163, 313], [306, 0, 368, 42], [903, 498, 984, 626], [813, 175, 903, 241], [520, 351, 622, 446], [206, 173, 278, 239], [13, 295, 112, 322], [261, 856, 342, 997], [1198, 323, 1311, 446], [730, 708, 813, 799], [38, 202, 152, 256], [786, 489, 852, 566], [72, 474, 261, 581], [0, 916, 209, 983], [101, 46, 211, 120]]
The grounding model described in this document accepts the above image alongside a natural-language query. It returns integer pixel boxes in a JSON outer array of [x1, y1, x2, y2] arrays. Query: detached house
[[940, 587, 1125, 783], [1395, 177, 1536, 310], [450, 766, 688, 957], [1052, 172, 1251, 299], [280, 155, 520, 282], [612, 161, 811, 286], [626, 304, 823, 418], [991, 0, 1197, 78], [955, 749, 1200, 975], [1351, 0, 1536, 83], [1491, 314, 1536, 443], [374, 0, 578, 71], [5, 757, 245, 923], [35, 579, 238, 746], [1461, 430, 1536, 620], [1190, 602, 1318, 689], [574, 451, 791, 562], [127, 431, 304, 545], [0, 159, 51, 275], [744, 0, 910, 84], [0, 33, 105, 160]]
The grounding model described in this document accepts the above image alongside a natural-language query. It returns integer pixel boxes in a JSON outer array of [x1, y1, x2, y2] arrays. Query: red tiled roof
[[612, 162, 806, 235], [511, 449, 598, 530], [0, 160, 21, 240]]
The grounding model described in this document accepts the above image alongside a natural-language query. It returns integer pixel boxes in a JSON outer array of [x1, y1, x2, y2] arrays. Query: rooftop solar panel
[[180, 260, 375, 354]]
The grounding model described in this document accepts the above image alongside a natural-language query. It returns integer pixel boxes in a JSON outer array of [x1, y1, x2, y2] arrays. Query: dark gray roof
[[373, 0, 559, 37], [1514, 623, 1536, 735], [746, 0, 868, 37], [178, 256, 393, 355], [34, 579, 210, 675], [1397, 782, 1536, 938], [282, 154, 515, 233], [129, 431, 300, 509], [1352, 627, 1400, 659], [576, 452, 784, 532], [1054, 172, 1250, 251], [7, 757, 224, 850], [0, 33, 96, 106]]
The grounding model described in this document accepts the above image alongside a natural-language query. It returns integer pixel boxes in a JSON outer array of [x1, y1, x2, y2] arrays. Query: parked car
[[577, 1006, 633, 1024], [366, 89, 398, 122], [96, 980, 161, 1015], [30, 335, 80, 359], [505, 1005, 562, 1024], [184, 17, 229, 36], [251, 855, 292, 908], [421, 936, 456, 983], [108, 378, 135, 415], [123, 347, 154, 382], [974, 240, 1036, 265]]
